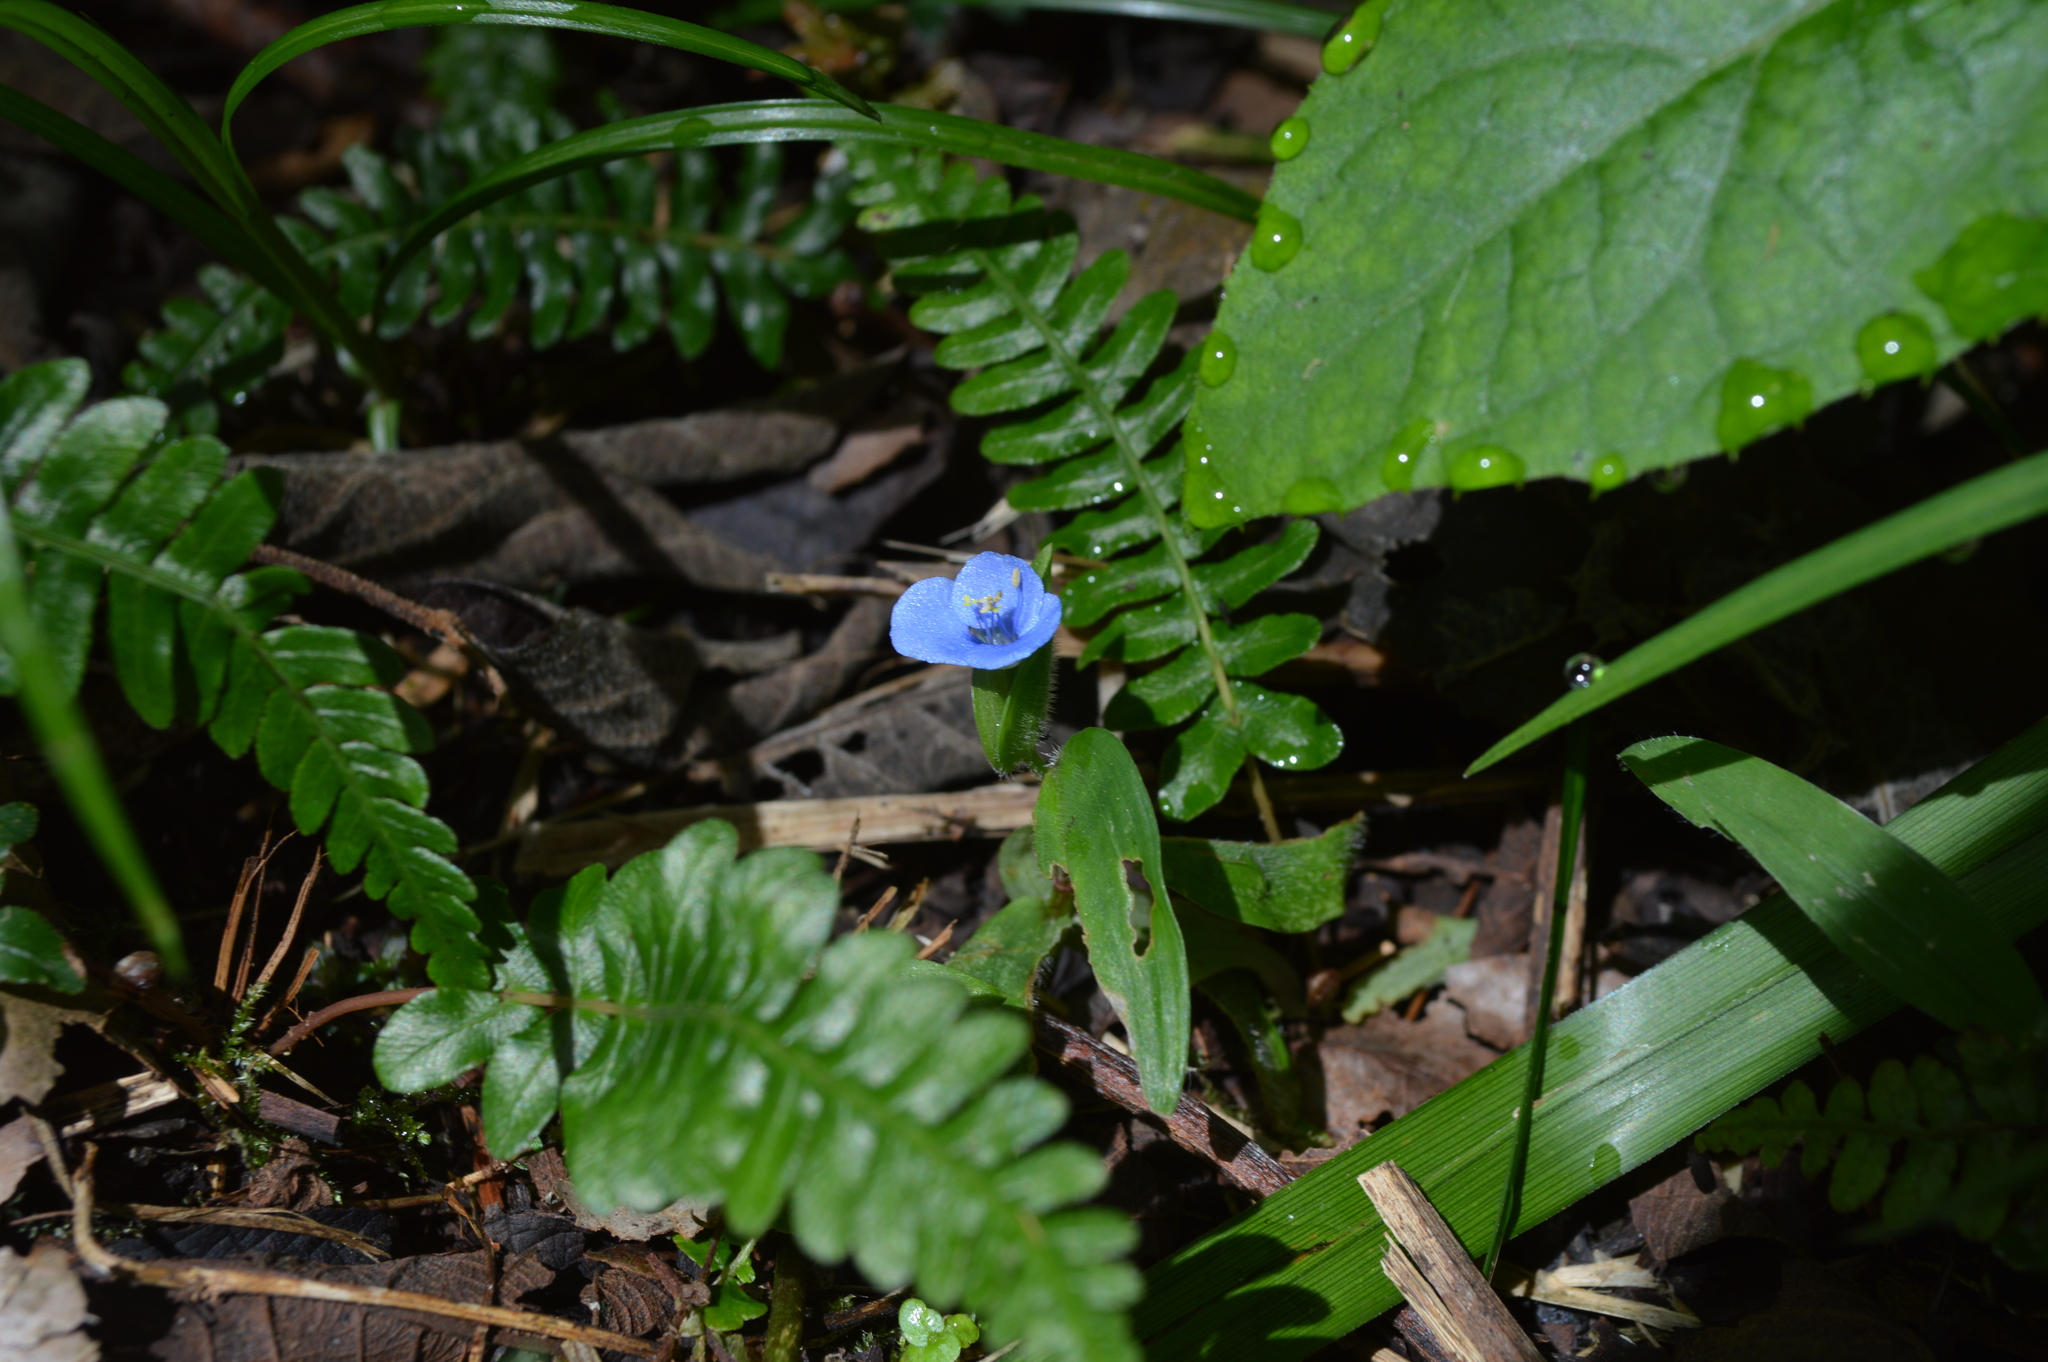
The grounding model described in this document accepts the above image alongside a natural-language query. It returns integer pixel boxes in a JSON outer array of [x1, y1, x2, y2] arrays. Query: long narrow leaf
[[0, 499, 185, 978], [374, 101, 1261, 303], [1137, 715, 2048, 1358], [0, 85, 290, 300], [222, 0, 878, 154], [0, 0, 253, 214], [1622, 736, 2043, 1037], [713, 0, 1334, 36], [1468, 449, 2048, 775]]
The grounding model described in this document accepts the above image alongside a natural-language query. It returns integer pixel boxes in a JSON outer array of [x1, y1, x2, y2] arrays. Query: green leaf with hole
[[1191, 0, 2048, 515], [1621, 736, 2043, 1037], [1035, 728, 1190, 1114]]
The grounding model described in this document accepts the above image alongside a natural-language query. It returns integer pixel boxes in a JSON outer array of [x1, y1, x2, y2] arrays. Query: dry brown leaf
[[1, 993, 104, 1107], [737, 665, 988, 799], [1629, 1167, 1780, 1267], [150, 1249, 552, 1362], [807, 421, 926, 494], [1315, 1004, 1495, 1146], [240, 1139, 334, 1213], [527, 1149, 708, 1242], [0, 1241, 98, 1362], [1441, 955, 1530, 1051], [0, 1112, 44, 1202], [579, 1268, 674, 1337]]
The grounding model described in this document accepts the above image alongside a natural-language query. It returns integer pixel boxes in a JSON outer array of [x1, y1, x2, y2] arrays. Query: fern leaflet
[[0, 359, 487, 985], [1700, 1035, 2048, 1261], [842, 144, 1340, 820], [374, 820, 1141, 1362]]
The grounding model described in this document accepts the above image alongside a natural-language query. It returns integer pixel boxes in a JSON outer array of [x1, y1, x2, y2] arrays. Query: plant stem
[[763, 1240, 810, 1362], [0, 504, 187, 978], [1483, 719, 1591, 1280]]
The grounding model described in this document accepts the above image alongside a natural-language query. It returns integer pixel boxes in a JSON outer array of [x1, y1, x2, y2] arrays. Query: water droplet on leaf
[[1321, 0, 1390, 75], [1855, 312, 1937, 387], [1716, 359, 1812, 452], [1587, 453, 1627, 497], [1563, 653, 1606, 689], [1249, 203, 1303, 272], [1270, 117, 1310, 161], [1379, 417, 1434, 491], [1184, 453, 1243, 529], [1199, 330, 1237, 387], [1283, 476, 1343, 514], [1590, 1142, 1622, 1183], [1446, 444, 1524, 495]]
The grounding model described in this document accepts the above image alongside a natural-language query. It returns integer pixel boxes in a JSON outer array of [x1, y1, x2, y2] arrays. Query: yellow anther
[[964, 591, 1004, 613]]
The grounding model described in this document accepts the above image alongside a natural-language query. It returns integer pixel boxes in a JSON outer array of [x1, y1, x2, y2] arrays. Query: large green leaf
[[1622, 736, 2043, 1037], [1158, 819, 1359, 933], [1034, 728, 1190, 1114], [376, 822, 1140, 1362], [1190, 0, 2048, 516], [1137, 714, 2048, 1359], [1467, 447, 2048, 773]]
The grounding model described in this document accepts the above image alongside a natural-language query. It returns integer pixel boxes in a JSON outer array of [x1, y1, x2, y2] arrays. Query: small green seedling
[[898, 1297, 979, 1362]]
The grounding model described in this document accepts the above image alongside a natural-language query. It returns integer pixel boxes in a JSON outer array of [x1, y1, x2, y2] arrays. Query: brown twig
[[60, 1201, 390, 1260], [350, 1163, 514, 1210], [61, 1144, 657, 1356], [1031, 1014, 1292, 1198], [255, 849, 322, 994], [269, 988, 431, 1056], [215, 849, 261, 994], [913, 920, 955, 961], [257, 943, 322, 1039], [248, 543, 504, 696]]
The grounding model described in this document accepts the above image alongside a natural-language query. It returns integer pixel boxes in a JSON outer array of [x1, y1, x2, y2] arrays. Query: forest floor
[[4, 1, 2048, 1359]]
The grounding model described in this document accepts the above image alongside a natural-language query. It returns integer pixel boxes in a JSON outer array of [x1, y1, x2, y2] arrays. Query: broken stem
[[269, 987, 431, 1055]]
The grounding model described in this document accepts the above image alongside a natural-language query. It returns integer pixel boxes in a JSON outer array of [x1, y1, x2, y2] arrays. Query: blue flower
[[890, 551, 1062, 669]]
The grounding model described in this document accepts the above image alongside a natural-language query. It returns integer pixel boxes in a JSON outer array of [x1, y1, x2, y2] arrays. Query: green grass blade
[[0, 500, 186, 979], [1622, 735, 2043, 1037], [1137, 715, 2048, 1359], [373, 100, 1260, 305], [0, 0, 254, 214], [712, 0, 1333, 35], [222, 0, 878, 152], [1484, 719, 1588, 1279], [0, 85, 289, 298], [1468, 449, 2048, 776], [0, 1, 395, 393]]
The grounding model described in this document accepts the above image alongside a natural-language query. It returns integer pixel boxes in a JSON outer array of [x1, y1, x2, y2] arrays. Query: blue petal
[[891, 577, 984, 666], [967, 591, 1063, 670]]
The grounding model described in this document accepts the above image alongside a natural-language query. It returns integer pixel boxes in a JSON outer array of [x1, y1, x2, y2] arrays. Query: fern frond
[[0, 359, 487, 985], [843, 143, 1340, 820], [122, 264, 291, 439], [374, 820, 1141, 1362], [1699, 1037, 2048, 1256]]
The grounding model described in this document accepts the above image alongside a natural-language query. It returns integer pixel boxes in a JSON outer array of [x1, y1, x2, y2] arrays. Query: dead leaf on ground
[[807, 417, 926, 494], [1629, 1167, 1780, 1268], [150, 1249, 553, 1362], [527, 1148, 708, 1242], [1314, 1003, 1495, 1147], [2, 993, 106, 1107], [1673, 1261, 1935, 1362], [0, 1112, 45, 1202], [735, 665, 988, 799], [238, 1139, 335, 1213], [702, 598, 895, 755], [1441, 954, 1530, 1051], [0, 1240, 98, 1362], [580, 1267, 674, 1337]]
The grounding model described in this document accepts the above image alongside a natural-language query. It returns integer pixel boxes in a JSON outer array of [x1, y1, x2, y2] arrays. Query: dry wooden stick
[[1032, 1014, 1292, 1199], [61, 1144, 657, 1356], [1357, 1163, 1541, 1362], [270, 987, 431, 1056], [254, 849, 322, 993]]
